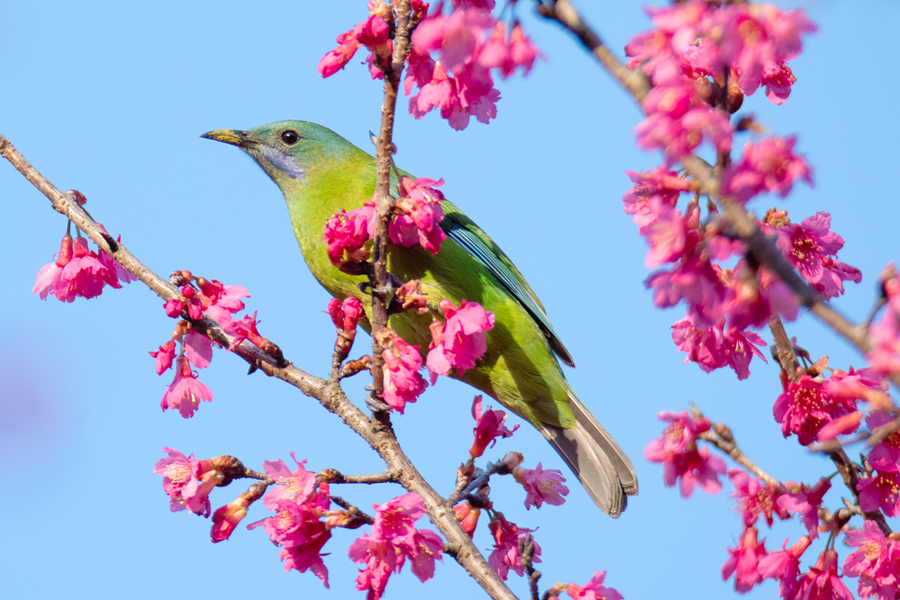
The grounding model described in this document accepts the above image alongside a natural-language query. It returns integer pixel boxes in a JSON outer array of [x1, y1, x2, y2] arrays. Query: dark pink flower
[[724, 326, 768, 380], [671, 316, 727, 373], [644, 409, 711, 459], [773, 374, 857, 446], [469, 395, 517, 457], [184, 330, 212, 369], [390, 176, 447, 254], [487, 513, 540, 580], [721, 136, 812, 203], [566, 571, 623, 600], [865, 411, 900, 473], [426, 298, 495, 381], [153, 447, 218, 517], [324, 207, 374, 267], [261, 454, 323, 511], [758, 536, 812, 600], [33, 233, 74, 300], [647, 255, 730, 329], [453, 501, 480, 538], [149, 340, 177, 375], [777, 478, 831, 539], [318, 15, 390, 78], [774, 212, 861, 300], [728, 261, 799, 330], [728, 469, 788, 528], [622, 168, 692, 233], [379, 329, 428, 413], [180, 286, 203, 320], [762, 63, 797, 105], [513, 462, 569, 510], [645, 410, 725, 497], [796, 550, 854, 600], [54, 236, 119, 300], [160, 355, 214, 418], [163, 298, 183, 318], [858, 472, 900, 518], [722, 527, 768, 593], [211, 492, 255, 543], [223, 311, 268, 351], [412, 7, 495, 74], [328, 296, 365, 331], [843, 520, 900, 600]]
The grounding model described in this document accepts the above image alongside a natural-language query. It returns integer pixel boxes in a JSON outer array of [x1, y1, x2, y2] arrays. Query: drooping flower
[[566, 571, 623, 600], [453, 501, 481, 538], [426, 298, 494, 381], [487, 513, 540, 580], [758, 536, 812, 600], [184, 329, 213, 369], [160, 355, 214, 418], [722, 527, 768, 593], [795, 550, 855, 600], [211, 487, 259, 543], [513, 462, 569, 510], [153, 447, 218, 517], [378, 329, 428, 413], [776, 478, 831, 539], [865, 410, 900, 473], [469, 395, 517, 457], [328, 296, 366, 332], [728, 469, 788, 528], [149, 340, 177, 375], [33, 233, 73, 300]]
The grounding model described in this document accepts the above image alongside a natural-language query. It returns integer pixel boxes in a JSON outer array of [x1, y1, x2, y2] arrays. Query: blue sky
[[2, 1, 898, 599]]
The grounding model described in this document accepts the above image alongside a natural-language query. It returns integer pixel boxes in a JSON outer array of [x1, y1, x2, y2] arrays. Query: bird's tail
[[538, 389, 638, 517]]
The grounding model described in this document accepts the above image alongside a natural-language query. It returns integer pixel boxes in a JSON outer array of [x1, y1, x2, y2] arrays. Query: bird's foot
[[364, 383, 392, 413]]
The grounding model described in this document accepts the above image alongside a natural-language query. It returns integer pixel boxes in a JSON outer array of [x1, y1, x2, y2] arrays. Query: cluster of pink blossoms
[[318, 0, 540, 130], [33, 193, 136, 302], [151, 271, 273, 418], [323, 176, 447, 268], [644, 410, 726, 497]]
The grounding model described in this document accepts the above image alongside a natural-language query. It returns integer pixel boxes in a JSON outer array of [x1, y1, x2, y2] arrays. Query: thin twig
[[690, 405, 780, 487]]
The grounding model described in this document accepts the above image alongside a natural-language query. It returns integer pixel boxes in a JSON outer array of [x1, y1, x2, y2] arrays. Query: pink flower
[[379, 329, 428, 413], [758, 536, 812, 600], [774, 212, 861, 300], [858, 471, 900, 518], [645, 410, 726, 497], [566, 571, 623, 600], [796, 550, 854, 600], [323, 207, 374, 267], [622, 168, 692, 233], [777, 478, 831, 539], [729, 469, 788, 528], [149, 340, 177, 375], [763, 63, 797, 105], [634, 106, 732, 165], [408, 60, 500, 130], [348, 493, 442, 599], [728, 261, 799, 330], [318, 26, 362, 78], [487, 513, 540, 580], [869, 306, 900, 378], [773, 374, 857, 446], [722, 526, 768, 593], [843, 520, 900, 600], [477, 22, 540, 78], [426, 298, 495, 381], [722, 136, 812, 203], [647, 255, 730, 329], [223, 311, 268, 351], [389, 176, 447, 254], [328, 296, 365, 331], [160, 355, 214, 418], [211, 493, 253, 543], [513, 462, 569, 510], [643, 204, 688, 267], [247, 498, 332, 587], [180, 286, 203, 320], [163, 298, 183, 318], [261, 454, 324, 511], [153, 447, 218, 517], [671, 316, 727, 373], [724, 326, 768, 380], [55, 236, 120, 301], [412, 7, 495, 74], [453, 501, 480, 538], [469, 395, 517, 457], [200, 281, 250, 323], [865, 411, 900, 473], [33, 233, 73, 300]]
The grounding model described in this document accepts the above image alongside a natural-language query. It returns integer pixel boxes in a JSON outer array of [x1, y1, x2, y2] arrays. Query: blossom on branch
[[153, 447, 218, 517], [566, 571, 623, 600], [728, 469, 788, 528], [721, 526, 768, 593], [469, 395, 517, 457], [487, 513, 540, 580], [776, 478, 831, 539], [796, 550, 854, 600], [377, 329, 428, 413], [758, 536, 812, 600], [160, 355, 214, 418], [644, 410, 726, 497], [773, 374, 857, 446], [721, 136, 812, 203], [513, 462, 569, 510], [426, 298, 495, 381], [843, 520, 900, 600]]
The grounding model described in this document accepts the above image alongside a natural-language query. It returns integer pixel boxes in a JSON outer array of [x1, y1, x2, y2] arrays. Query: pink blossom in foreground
[[153, 447, 218, 517], [777, 478, 831, 539], [622, 168, 693, 233], [469, 395, 517, 457], [728, 469, 788, 528], [248, 498, 332, 587], [149, 340, 177, 375], [408, 60, 500, 130], [164, 298, 183, 317], [796, 550, 855, 600], [318, 15, 391, 79], [817, 411, 863, 442], [487, 513, 540, 580], [721, 136, 812, 203], [762, 62, 797, 105], [843, 520, 900, 600], [324, 207, 374, 267], [261, 454, 323, 511], [412, 6, 495, 74], [328, 296, 365, 332], [58, 236, 120, 300], [348, 493, 442, 600], [758, 536, 812, 600], [426, 298, 495, 381], [379, 329, 428, 413], [184, 329, 212, 369], [857, 471, 900, 518], [513, 462, 569, 510], [223, 312, 268, 351], [773, 374, 857, 446], [774, 212, 862, 300], [823, 367, 889, 406], [160, 355, 214, 418], [33, 233, 73, 300], [477, 22, 540, 78], [566, 571, 623, 600], [722, 527, 768, 593], [389, 176, 447, 254]]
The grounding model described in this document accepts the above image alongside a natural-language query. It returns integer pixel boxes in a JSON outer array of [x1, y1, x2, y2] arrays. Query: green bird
[[202, 121, 638, 516]]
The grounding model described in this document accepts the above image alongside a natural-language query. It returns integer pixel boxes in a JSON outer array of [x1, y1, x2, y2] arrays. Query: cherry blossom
[[487, 513, 541, 580], [513, 462, 569, 509], [469, 395, 517, 457], [426, 298, 495, 381], [721, 526, 768, 593], [160, 355, 214, 418]]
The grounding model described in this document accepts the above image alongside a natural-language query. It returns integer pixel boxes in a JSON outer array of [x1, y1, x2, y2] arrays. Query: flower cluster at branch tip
[[348, 492, 443, 600], [644, 410, 726, 497], [33, 194, 136, 302], [318, 0, 541, 129], [513, 462, 569, 510]]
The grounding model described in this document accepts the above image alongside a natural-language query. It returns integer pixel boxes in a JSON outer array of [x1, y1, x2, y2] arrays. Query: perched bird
[[202, 121, 637, 516]]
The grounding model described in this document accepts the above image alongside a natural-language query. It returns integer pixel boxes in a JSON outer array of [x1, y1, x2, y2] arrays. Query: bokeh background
[[2, 1, 898, 598]]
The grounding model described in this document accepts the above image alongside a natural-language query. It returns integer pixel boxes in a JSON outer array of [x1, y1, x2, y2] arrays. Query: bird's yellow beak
[[200, 129, 248, 146]]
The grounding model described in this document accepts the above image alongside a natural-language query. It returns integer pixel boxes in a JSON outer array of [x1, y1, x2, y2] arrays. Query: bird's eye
[[281, 130, 300, 145]]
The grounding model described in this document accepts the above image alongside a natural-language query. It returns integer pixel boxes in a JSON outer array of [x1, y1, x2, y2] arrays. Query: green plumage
[[202, 121, 637, 516]]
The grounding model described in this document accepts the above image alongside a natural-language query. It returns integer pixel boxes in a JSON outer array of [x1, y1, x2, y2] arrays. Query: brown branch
[[519, 534, 542, 600], [319, 470, 396, 485], [690, 405, 780, 487], [1, 128, 520, 600], [532, 0, 900, 391], [329, 495, 376, 526]]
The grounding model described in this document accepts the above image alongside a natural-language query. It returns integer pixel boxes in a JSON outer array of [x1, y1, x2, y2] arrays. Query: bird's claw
[[365, 392, 392, 413]]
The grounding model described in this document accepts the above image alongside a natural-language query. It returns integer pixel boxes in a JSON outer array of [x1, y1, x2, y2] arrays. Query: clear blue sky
[[2, 1, 898, 599]]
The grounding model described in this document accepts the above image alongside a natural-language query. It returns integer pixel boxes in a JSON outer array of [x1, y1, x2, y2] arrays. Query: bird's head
[[201, 120, 355, 190]]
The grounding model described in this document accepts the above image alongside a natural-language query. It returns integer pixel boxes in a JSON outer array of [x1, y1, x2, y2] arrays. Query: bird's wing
[[439, 200, 575, 367]]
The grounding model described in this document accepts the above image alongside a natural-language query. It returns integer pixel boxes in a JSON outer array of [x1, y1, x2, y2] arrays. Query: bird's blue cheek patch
[[259, 146, 306, 182]]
